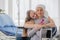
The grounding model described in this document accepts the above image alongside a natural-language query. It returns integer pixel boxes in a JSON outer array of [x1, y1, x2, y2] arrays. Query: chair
[[41, 27, 57, 40]]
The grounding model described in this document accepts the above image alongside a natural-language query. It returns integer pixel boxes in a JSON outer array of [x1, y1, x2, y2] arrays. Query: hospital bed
[[0, 13, 23, 40]]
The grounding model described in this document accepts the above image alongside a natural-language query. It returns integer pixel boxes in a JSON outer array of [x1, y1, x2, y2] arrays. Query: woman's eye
[[37, 10, 39, 11], [40, 9, 43, 11]]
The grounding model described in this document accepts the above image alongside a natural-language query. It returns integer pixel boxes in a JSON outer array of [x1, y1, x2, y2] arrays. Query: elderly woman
[[24, 4, 57, 40], [35, 4, 57, 38]]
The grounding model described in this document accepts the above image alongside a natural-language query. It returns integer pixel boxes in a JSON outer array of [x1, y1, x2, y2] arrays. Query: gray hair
[[36, 4, 48, 18]]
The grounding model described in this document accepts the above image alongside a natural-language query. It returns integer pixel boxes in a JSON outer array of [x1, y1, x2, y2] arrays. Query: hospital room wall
[[0, 0, 19, 26], [8, 0, 13, 18], [58, 0, 60, 30], [0, 0, 13, 16], [0, 0, 5, 10], [57, 0, 60, 31], [1, 0, 14, 24]]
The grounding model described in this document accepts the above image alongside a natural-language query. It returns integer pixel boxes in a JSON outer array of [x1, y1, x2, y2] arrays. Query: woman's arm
[[24, 22, 42, 29], [24, 20, 42, 37], [24, 20, 35, 28], [24, 24, 41, 37], [23, 20, 34, 37], [27, 28, 39, 37], [42, 16, 55, 27], [24, 23, 34, 28], [27, 25, 42, 37], [24, 20, 40, 28]]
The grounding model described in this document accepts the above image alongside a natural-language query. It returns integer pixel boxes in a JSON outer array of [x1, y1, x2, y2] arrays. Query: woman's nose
[[34, 15, 36, 17]]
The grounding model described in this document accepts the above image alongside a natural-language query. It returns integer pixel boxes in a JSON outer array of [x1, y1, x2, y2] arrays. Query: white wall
[[20, 0, 30, 26], [12, 0, 18, 25], [0, 0, 5, 10], [59, 0, 60, 26], [12, 0, 30, 26], [58, 0, 60, 31], [8, 0, 13, 18], [0, 0, 13, 18]]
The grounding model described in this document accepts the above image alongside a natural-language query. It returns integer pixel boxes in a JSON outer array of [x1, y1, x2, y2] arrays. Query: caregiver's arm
[[27, 25, 41, 37], [43, 16, 55, 27], [24, 20, 40, 28], [24, 23, 34, 28], [24, 20, 41, 37], [27, 27, 39, 37], [25, 23, 41, 37]]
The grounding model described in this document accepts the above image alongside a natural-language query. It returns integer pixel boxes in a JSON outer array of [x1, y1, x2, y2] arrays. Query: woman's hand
[[43, 16, 55, 27]]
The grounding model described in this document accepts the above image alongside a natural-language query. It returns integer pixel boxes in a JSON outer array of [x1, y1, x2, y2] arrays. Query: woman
[[35, 4, 57, 38], [23, 10, 39, 37], [24, 4, 57, 40]]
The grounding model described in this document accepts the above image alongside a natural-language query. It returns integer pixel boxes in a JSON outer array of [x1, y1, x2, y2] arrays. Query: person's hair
[[25, 10, 34, 22], [23, 10, 34, 37], [23, 28, 27, 37]]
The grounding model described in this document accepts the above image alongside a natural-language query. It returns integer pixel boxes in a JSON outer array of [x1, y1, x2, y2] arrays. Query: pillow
[[4, 25, 16, 27], [0, 13, 14, 27]]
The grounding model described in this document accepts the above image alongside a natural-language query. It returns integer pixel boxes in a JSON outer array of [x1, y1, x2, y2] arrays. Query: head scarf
[[36, 4, 48, 18], [36, 4, 45, 10]]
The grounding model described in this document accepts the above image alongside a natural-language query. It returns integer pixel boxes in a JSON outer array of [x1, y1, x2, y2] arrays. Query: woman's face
[[30, 11, 37, 19], [36, 7, 44, 17]]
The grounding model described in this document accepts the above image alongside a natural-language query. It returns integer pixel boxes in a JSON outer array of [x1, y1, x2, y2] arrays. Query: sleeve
[[27, 28, 38, 37]]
